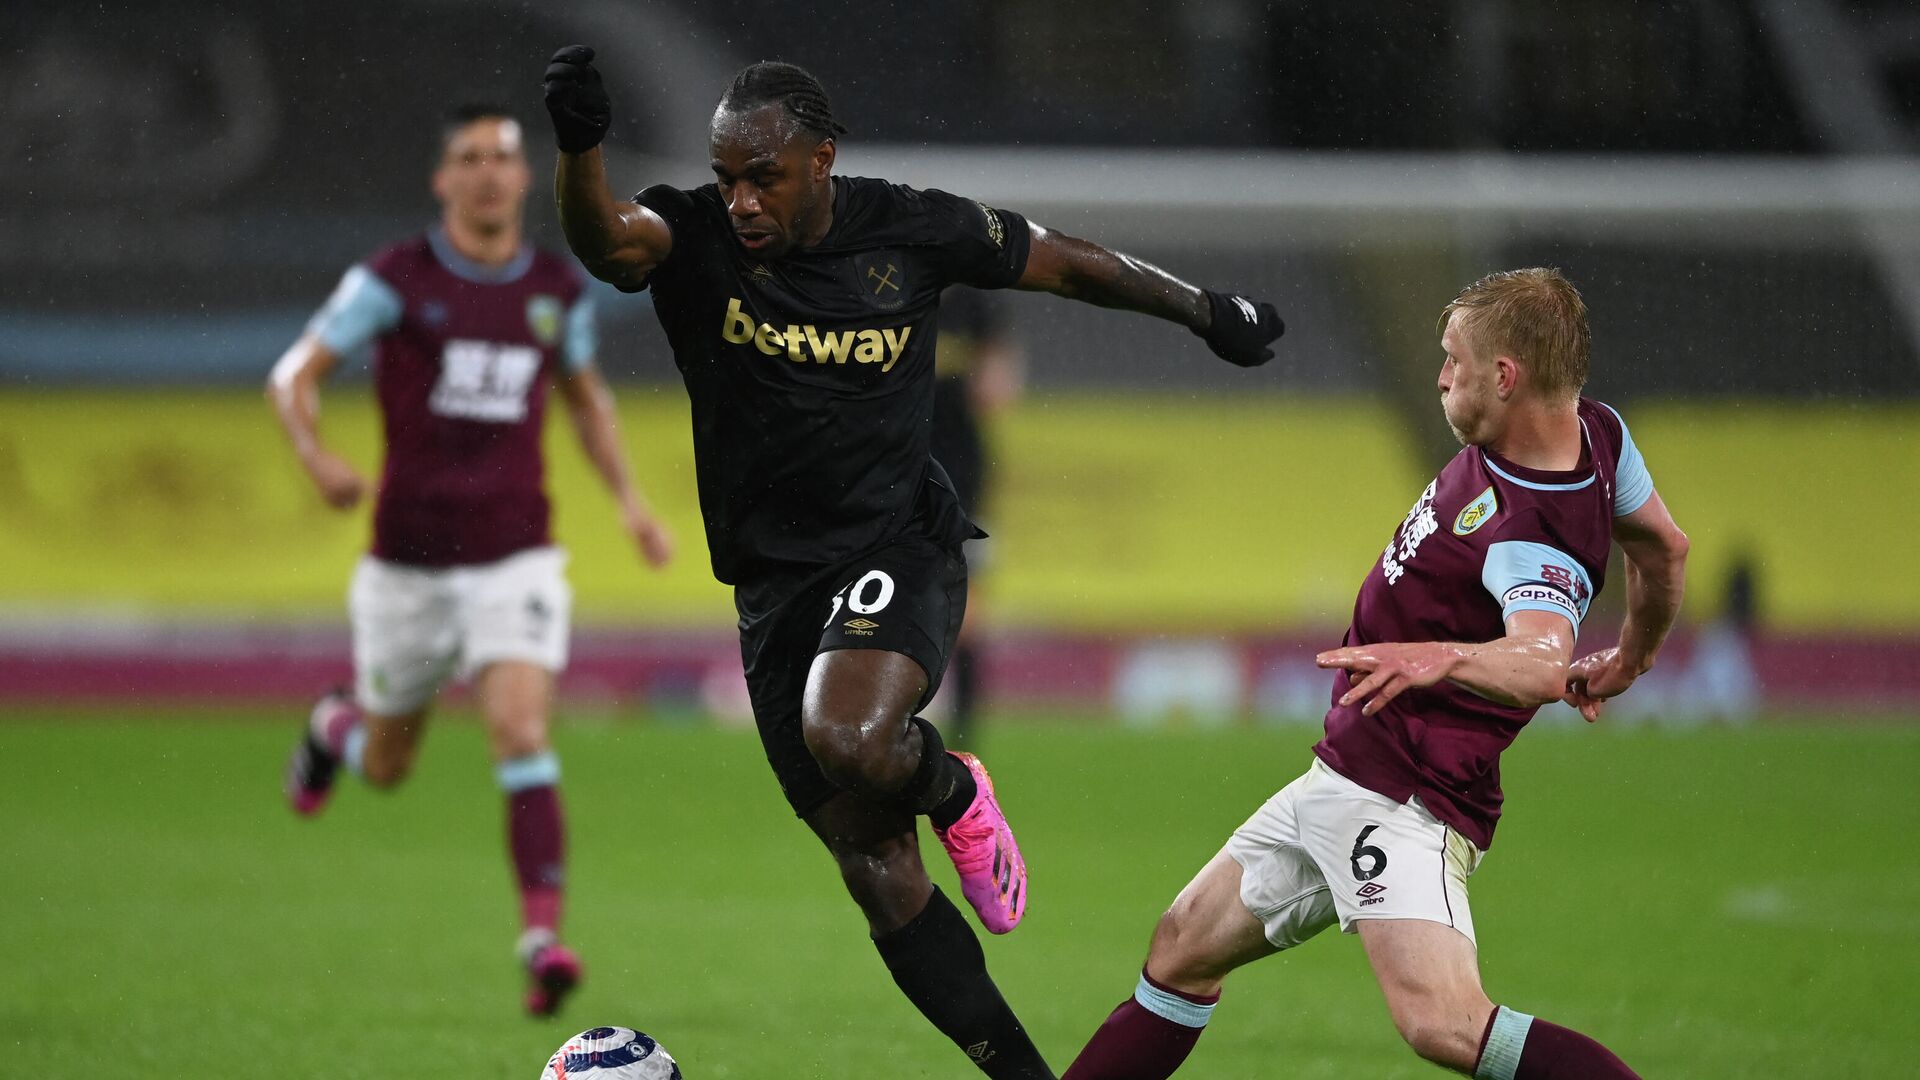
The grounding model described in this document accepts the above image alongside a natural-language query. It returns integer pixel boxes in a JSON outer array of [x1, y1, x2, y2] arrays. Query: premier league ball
[[540, 1026, 682, 1080]]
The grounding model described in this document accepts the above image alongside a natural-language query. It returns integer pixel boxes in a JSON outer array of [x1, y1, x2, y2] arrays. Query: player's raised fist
[[543, 45, 612, 154], [1196, 289, 1285, 367]]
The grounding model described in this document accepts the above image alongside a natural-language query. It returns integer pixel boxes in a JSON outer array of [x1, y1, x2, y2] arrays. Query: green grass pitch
[[3, 709, 1916, 1077]]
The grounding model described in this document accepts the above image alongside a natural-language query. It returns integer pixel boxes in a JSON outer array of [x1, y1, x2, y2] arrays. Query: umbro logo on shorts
[[842, 618, 879, 636], [1357, 881, 1387, 907]]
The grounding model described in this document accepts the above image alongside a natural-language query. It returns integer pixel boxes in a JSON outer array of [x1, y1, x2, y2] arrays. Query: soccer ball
[[540, 1026, 682, 1079]]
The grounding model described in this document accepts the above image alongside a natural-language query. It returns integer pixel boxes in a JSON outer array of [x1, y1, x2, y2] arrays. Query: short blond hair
[[1441, 268, 1590, 402]]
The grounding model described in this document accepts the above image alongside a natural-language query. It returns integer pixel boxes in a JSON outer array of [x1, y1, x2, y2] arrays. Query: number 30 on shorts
[[825, 569, 896, 627]]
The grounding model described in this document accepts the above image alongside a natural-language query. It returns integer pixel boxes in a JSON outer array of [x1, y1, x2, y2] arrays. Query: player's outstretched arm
[[1317, 610, 1578, 716], [266, 333, 366, 510], [1014, 222, 1285, 367], [1563, 491, 1690, 720], [557, 365, 674, 569], [543, 46, 673, 290]]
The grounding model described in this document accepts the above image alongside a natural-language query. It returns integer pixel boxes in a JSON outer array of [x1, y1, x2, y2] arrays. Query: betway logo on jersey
[[722, 297, 913, 372]]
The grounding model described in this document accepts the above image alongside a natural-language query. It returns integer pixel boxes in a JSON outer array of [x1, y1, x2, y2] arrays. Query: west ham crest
[[853, 251, 908, 312]]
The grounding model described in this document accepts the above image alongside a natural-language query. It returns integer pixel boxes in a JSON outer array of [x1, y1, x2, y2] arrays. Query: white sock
[[343, 726, 368, 778], [1474, 1006, 1535, 1080]]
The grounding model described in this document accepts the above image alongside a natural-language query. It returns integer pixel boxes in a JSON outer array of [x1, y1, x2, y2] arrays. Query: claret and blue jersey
[[307, 228, 595, 567], [1315, 398, 1657, 849]]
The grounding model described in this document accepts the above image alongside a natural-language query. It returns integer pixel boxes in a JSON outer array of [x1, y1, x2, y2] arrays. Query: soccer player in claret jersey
[[1061, 269, 1687, 1079], [270, 104, 674, 1018], [541, 47, 1285, 1080]]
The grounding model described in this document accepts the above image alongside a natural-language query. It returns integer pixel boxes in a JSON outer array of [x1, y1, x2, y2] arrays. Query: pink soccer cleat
[[283, 690, 355, 817], [525, 943, 584, 1018], [934, 751, 1029, 934]]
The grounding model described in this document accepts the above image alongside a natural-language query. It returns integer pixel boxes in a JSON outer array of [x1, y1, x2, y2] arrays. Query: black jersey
[[633, 176, 1031, 587]]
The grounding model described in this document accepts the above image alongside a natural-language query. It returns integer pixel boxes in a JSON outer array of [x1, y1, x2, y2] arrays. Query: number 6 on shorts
[[1350, 824, 1388, 881]]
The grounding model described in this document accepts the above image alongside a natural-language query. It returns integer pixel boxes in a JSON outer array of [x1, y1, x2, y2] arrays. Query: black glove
[[1195, 289, 1285, 367], [543, 45, 612, 154]]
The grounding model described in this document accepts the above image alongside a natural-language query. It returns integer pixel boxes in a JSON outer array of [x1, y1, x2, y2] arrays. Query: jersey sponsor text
[[429, 340, 542, 422], [721, 297, 913, 371], [1382, 481, 1440, 585]]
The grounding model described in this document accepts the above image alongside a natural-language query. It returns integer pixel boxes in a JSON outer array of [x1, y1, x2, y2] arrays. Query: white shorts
[[1222, 758, 1485, 950], [348, 546, 572, 716]]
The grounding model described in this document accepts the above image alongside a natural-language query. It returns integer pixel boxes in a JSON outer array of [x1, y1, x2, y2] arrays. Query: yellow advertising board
[[0, 389, 1911, 631]]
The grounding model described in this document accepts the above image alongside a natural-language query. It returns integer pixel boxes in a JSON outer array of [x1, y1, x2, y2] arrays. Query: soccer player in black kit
[[543, 47, 1285, 1078]]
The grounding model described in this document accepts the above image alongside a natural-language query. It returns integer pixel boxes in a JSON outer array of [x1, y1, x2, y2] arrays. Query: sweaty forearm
[[1019, 222, 1280, 366], [1617, 551, 1686, 675], [555, 150, 630, 278], [1035, 232, 1210, 329], [1444, 637, 1571, 708]]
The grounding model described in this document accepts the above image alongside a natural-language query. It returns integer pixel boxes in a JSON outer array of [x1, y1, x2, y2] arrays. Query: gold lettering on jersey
[[754, 322, 784, 356], [973, 200, 1006, 250], [803, 324, 856, 364], [723, 298, 756, 343], [721, 297, 912, 372]]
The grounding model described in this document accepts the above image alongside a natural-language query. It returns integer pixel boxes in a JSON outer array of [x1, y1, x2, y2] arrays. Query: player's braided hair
[[718, 61, 848, 142]]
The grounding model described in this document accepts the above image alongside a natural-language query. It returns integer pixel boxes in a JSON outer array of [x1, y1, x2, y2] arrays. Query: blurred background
[[6, 4, 1920, 1077], [3, 0, 1917, 722]]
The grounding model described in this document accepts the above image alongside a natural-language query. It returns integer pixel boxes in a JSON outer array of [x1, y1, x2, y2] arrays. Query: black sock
[[898, 716, 977, 828], [929, 761, 977, 831], [874, 888, 1056, 1080]]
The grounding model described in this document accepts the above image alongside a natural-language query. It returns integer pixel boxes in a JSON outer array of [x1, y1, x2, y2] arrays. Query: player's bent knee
[[801, 710, 887, 790], [1389, 1004, 1482, 1070], [1146, 907, 1228, 991]]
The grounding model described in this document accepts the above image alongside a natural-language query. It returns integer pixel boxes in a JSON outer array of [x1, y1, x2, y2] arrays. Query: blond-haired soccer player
[[1064, 269, 1686, 1080]]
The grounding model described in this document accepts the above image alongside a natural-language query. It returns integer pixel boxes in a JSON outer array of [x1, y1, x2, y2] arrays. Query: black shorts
[[735, 535, 969, 817]]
